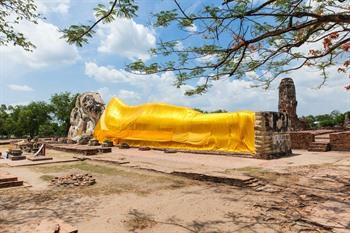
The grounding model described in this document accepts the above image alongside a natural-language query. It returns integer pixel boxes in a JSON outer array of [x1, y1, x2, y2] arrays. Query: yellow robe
[[94, 98, 255, 154]]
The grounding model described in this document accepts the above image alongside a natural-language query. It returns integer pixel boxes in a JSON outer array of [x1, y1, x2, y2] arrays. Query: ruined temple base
[[46, 143, 112, 156]]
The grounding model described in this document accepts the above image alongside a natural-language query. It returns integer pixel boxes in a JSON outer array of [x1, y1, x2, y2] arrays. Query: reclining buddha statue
[[93, 97, 256, 154]]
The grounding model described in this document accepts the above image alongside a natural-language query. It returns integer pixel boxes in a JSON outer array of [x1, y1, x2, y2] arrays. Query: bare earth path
[[0, 148, 350, 232]]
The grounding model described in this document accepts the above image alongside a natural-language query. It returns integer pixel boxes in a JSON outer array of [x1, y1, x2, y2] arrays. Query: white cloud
[[85, 62, 350, 115], [97, 18, 156, 60], [85, 62, 128, 83], [118, 90, 140, 101], [288, 66, 350, 116], [8, 84, 34, 92], [96, 87, 111, 102], [85, 62, 276, 112], [0, 19, 80, 69], [185, 24, 197, 33], [196, 54, 217, 65], [36, 0, 70, 14]]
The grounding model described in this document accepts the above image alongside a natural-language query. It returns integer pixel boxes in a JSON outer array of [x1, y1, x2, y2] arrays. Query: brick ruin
[[278, 78, 349, 152], [278, 78, 299, 130]]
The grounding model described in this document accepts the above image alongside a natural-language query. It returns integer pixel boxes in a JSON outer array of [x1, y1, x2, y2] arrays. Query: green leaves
[[62, 0, 138, 47], [94, 4, 117, 23], [94, 0, 138, 24], [184, 83, 211, 96], [154, 10, 178, 27], [179, 18, 193, 27], [127, 60, 146, 73], [61, 25, 94, 47], [0, 0, 40, 51], [115, 0, 138, 18]]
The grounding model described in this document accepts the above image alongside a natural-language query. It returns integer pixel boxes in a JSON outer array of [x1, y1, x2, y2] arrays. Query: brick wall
[[330, 131, 350, 151], [289, 132, 315, 149]]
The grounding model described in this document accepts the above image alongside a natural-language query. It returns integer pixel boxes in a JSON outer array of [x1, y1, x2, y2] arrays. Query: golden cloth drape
[[94, 98, 255, 154]]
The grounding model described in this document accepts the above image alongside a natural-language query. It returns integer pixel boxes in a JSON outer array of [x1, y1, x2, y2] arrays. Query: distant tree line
[[0, 92, 78, 138], [302, 110, 349, 129]]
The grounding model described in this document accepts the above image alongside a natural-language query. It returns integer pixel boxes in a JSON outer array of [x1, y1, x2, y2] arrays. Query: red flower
[[342, 43, 350, 52]]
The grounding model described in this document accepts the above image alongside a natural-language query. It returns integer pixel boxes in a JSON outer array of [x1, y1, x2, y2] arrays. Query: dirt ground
[[1, 155, 350, 233]]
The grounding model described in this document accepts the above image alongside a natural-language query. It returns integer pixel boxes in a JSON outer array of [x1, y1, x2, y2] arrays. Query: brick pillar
[[278, 78, 299, 130]]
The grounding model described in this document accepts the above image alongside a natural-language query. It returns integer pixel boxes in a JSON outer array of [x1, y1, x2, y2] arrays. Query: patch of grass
[[32, 161, 193, 196], [34, 161, 191, 184], [40, 175, 54, 182]]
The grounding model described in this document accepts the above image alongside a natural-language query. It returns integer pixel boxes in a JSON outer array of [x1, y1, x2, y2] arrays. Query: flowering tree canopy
[[9, 0, 349, 94]]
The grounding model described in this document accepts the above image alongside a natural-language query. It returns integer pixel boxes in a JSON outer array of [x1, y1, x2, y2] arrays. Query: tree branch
[[72, 0, 118, 42]]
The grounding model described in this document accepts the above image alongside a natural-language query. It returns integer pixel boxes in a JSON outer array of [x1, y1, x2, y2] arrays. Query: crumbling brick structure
[[278, 78, 299, 130]]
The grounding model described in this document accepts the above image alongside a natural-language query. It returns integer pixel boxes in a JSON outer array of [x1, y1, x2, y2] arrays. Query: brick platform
[[0, 172, 24, 189], [330, 131, 350, 151], [46, 143, 112, 155]]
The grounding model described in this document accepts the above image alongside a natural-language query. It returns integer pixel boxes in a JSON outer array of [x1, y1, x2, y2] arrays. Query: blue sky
[[0, 0, 349, 116]]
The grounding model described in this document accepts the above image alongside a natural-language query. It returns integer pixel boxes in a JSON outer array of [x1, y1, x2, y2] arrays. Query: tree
[[50, 92, 79, 135], [17, 102, 52, 137], [0, 92, 78, 138], [0, 0, 40, 51], [63, 0, 350, 94], [304, 110, 348, 128], [0, 104, 9, 137]]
